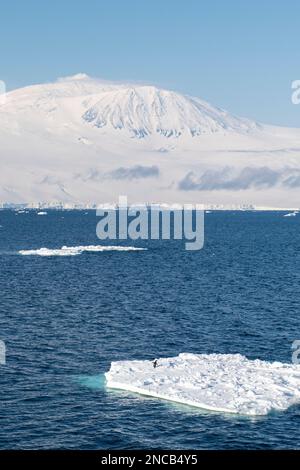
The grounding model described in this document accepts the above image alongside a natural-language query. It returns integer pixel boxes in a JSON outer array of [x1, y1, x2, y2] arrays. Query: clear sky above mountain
[[0, 0, 299, 126]]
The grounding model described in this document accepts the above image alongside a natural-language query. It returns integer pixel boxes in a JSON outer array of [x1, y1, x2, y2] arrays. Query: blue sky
[[0, 0, 299, 126]]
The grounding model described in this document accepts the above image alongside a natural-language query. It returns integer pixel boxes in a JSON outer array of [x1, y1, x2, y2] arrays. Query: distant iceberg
[[105, 353, 300, 416], [19, 245, 146, 256]]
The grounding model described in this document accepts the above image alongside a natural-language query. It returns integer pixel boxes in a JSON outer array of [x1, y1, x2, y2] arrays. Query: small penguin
[[152, 359, 158, 369]]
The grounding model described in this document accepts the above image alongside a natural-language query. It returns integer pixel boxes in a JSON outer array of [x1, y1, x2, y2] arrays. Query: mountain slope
[[0, 74, 300, 207], [81, 84, 259, 138]]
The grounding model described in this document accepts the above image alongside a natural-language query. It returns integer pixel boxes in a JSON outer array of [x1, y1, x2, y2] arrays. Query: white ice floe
[[284, 211, 298, 217], [105, 353, 300, 416], [19, 245, 146, 256]]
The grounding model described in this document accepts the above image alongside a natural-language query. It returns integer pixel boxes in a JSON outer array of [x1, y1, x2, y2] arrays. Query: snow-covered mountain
[[81, 82, 259, 138], [0, 73, 300, 207]]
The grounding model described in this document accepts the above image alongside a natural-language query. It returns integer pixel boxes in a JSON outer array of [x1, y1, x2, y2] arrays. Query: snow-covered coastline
[[1, 74, 300, 208], [105, 353, 300, 416], [1, 202, 299, 211]]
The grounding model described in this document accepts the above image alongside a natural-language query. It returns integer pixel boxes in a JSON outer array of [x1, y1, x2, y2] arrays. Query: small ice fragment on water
[[18, 245, 147, 256]]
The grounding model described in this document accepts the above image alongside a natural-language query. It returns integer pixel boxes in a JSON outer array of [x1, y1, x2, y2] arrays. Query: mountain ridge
[[2, 74, 260, 139], [0, 74, 300, 207]]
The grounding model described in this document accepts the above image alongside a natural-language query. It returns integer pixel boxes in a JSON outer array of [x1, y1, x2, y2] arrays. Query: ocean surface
[[0, 209, 300, 449]]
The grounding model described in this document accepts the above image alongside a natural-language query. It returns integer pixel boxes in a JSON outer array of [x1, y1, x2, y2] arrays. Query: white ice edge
[[105, 353, 300, 416], [19, 245, 146, 256], [105, 380, 234, 414]]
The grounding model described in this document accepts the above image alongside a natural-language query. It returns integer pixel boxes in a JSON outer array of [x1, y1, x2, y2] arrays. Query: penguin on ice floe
[[152, 359, 158, 369]]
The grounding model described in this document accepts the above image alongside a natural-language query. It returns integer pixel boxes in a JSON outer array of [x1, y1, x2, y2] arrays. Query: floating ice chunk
[[284, 211, 298, 217], [19, 245, 146, 256], [105, 353, 300, 416]]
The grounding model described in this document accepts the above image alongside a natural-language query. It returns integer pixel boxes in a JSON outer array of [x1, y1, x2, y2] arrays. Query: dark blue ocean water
[[0, 210, 300, 449]]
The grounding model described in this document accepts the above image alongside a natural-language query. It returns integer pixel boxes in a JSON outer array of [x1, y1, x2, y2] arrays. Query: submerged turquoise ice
[[1, 210, 300, 449]]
